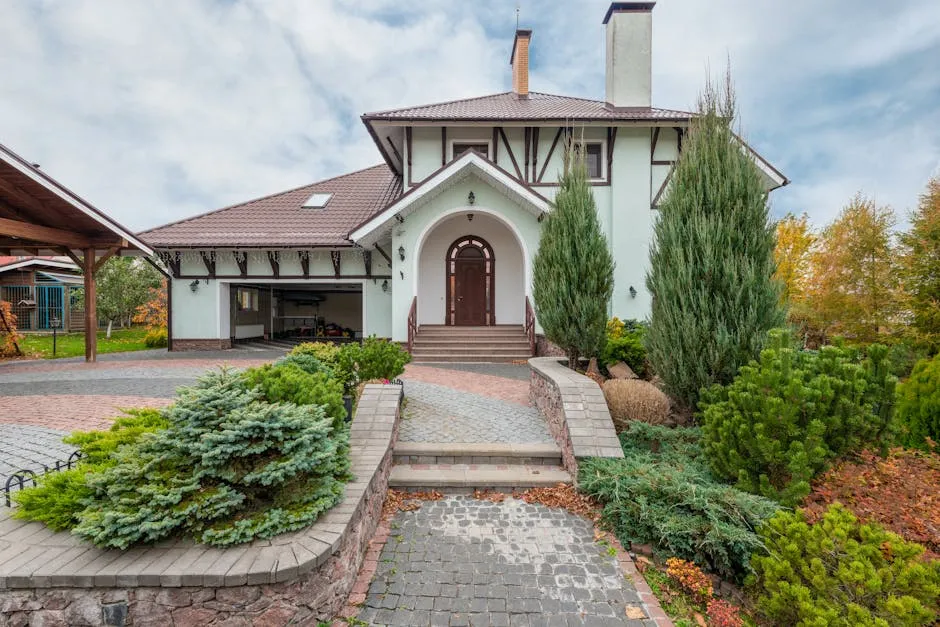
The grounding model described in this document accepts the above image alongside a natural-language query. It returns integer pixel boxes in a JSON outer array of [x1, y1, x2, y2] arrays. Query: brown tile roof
[[362, 91, 693, 122], [140, 165, 401, 248]]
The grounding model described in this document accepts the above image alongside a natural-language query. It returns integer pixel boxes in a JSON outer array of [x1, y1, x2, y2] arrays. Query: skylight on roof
[[302, 192, 333, 209]]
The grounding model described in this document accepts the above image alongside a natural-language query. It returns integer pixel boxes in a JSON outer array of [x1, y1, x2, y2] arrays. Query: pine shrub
[[244, 362, 345, 428], [72, 369, 351, 548], [532, 141, 615, 367], [288, 341, 353, 389], [13, 409, 169, 530], [579, 423, 779, 580], [338, 336, 410, 383], [645, 72, 784, 410], [700, 329, 897, 506], [749, 505, 940, 626], [602, 379, 670, 429], [897, 353, 940, 449]]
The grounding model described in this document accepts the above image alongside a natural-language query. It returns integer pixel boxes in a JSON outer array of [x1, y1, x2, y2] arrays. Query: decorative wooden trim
[[373, 243, 392, 265], [498, 128, 523, 181], [158, 251, 181, 278], [651, 160, 676, 166], [607, 127, 618, 184], [652, 162, 677, 209], [384, 137, 402, 164], [175, 274, 391, 281], [331, 250, 341, 278], [405, 126, 413, 187], [650, 127, 660, 161], [267, 251, 280, 279], [675, 127, 684, 154], [531, 127, 540, 181], [441, 127, 447, 166], [492, 127, 499, 163], [199, 251, 216, 278], [59, 247, 84, 269], [537, 127, 564, 183], [523, 127, 531, 182], [234, 251, 248, 277], [298, 251, 309, 279], [362, 250, 372, 278]]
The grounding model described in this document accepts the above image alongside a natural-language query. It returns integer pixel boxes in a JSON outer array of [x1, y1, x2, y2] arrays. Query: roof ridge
[[139, 164, 391, 236], [362, 92, 515, 118]]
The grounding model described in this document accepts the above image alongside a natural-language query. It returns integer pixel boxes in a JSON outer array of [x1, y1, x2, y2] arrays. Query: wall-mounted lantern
[[467, 213, 474, 222], [382, 279, 389, 293], [190, 280, 200, 293], [398, 245, 405, 261], [629, 286, 637, 298]]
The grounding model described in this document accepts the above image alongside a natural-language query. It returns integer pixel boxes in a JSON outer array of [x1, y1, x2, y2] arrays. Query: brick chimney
[[604, 2, 655, 108], [510, 29, 532, 98]]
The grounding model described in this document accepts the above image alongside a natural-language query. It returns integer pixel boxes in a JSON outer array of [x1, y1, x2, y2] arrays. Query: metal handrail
[[407, 297, 418, 353], [524, 296, 536, 356]]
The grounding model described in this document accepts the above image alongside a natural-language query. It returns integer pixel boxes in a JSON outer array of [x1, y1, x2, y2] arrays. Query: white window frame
[[449, 138, 492, 162], [575, 139, 607, 182]]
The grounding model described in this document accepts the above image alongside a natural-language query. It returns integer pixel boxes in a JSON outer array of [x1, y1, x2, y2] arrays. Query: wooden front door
[[446, 236, 495, 326]]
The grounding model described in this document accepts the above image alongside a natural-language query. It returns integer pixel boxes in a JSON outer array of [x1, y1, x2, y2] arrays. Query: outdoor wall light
[[467, 213, 474, 222], [394, 213, 404, 224], [189, 280, 200, 293], [381, 279, 389, 293], [398, 245, 405, 261], [468, 191, 476, 205], [400, 270, 405, 280], [629, 286, 637, 298]]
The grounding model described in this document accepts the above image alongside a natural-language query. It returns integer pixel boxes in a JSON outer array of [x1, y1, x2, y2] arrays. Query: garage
[[229, 282, 363, 343]]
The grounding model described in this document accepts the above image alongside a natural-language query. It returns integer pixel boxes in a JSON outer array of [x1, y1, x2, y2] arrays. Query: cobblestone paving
[[0, 425, 76, 482], [418, 363, 533, 382], [400, 381, 553, 444], [359, 496, 652, 627], [404, 365, 531, 406]]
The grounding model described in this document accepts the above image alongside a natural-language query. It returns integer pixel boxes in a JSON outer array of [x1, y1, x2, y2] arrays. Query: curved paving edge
[[528, 357, 624, 474], [0, 384, 402, 595]]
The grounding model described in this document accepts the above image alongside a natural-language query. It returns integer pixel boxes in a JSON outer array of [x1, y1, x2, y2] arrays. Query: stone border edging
[[528, 357, 623, 475], [0, 384, 400, 599]]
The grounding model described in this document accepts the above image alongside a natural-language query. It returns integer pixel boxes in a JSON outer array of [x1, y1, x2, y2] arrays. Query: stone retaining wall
[[171, 339, 233, 351], [0, 384, 402, 626], [528, 357, 623, 477]]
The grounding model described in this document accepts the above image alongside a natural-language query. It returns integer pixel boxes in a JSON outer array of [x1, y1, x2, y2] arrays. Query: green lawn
[[14, 326, 153, 359]]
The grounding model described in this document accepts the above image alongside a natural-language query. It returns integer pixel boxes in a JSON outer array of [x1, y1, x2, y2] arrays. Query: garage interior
[[230, 282, 362, 344]]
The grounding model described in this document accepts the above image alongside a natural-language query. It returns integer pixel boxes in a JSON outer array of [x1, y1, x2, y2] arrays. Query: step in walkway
[[394, 369, 571, 490], [411, 325, 533, 363]]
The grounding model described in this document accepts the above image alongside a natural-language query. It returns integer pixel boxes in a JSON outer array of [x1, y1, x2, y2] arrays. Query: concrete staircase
[[410, 325, 533, 363], [389, 441, 571, 491]]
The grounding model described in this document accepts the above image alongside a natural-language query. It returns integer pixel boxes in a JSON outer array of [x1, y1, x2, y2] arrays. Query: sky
[[1, 0, 939, 233]]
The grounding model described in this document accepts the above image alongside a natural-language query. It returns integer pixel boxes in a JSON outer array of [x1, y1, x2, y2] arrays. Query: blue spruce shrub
[[73, 368, 351, 548]]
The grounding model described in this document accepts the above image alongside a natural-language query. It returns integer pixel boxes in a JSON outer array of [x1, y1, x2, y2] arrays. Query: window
[[581, 142, 604, 179], [452, 141, 491, 160], [302, 192, 333, 209], [236, 287, 259, 312]]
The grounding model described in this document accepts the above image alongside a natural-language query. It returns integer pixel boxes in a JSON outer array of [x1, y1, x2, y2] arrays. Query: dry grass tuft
[[602, 378, 671, 430]]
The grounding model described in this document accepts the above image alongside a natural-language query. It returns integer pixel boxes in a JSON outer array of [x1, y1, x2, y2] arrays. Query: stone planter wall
[[528, 357, 623, 477], [0, 384, 402, 627]]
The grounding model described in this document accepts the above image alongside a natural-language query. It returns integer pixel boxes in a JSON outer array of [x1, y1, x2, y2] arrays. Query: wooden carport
[[0, 142, 153, 361]]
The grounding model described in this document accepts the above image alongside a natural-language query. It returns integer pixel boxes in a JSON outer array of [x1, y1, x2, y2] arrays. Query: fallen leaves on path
[[515, 483, 601, 522], [472, 488, 507, 503], [382, 488, 444, 519]]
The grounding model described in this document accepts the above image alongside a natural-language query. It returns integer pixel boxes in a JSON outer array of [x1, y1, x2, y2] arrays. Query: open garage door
[[229, 282, 363, 344]]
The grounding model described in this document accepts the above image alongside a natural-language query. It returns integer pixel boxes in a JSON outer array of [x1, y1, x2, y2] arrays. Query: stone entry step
[[411, 325, 533, 363], [388, 463, 571, 489], [393, 442, 562, 466]]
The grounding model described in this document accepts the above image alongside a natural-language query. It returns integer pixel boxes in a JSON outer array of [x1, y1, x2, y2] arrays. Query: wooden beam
[[652, 162, 677, 208], [405, 127, 413, 167], [531, 127, 539, 181], [234, 251, 248, 278], [267, 251, 279, 279], [492, 127, 499, 163], [362, 250, 372, 278], [650, 127, 660, 162], [498, 128, 523, 180], [0, 216, 94, 248], [441, 127, 447, 166], [523, 127, 530, 182], [199, 251, 216, 278], [83, 247, 97, 362], [675, 127, 684, 154], [58, 247, 84, 268], [331, 251, 341, 278], [373, 243, 392, 265], [537, 128, 564, 183], [93, 246, 121, 273], [299, 251, 309, 279], [384, 137, 402, 164], [607, 127, 618, 181]]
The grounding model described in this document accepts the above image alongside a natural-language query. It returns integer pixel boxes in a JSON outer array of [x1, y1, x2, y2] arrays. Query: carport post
[[83, 247, 97, 362]]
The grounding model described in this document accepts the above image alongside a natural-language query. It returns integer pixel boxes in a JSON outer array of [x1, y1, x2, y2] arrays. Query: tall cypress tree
[[533, 139, 615, 368], [646, 72, 784, 411]]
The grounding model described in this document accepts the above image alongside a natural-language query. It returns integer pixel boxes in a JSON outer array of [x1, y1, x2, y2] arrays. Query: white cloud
[[0, 0, 937, 232]]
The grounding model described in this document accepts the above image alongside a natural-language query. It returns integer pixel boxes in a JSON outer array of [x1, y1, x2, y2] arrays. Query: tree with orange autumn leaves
[[133, 279, 168, 330]]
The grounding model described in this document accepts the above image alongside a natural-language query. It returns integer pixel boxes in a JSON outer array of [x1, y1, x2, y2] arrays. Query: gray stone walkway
[[359, 496, 651, 627], [401, 381, 553, 444], [0, 425, 75, 483]]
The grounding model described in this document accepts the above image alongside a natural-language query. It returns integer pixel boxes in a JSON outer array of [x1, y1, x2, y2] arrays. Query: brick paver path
[[399, 380, 553, 444], [358, 496, 654, 627]]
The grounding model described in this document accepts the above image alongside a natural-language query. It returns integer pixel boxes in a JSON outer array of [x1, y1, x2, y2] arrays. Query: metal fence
[[3, 451, 83, 507], [1, 285, 69, 330]]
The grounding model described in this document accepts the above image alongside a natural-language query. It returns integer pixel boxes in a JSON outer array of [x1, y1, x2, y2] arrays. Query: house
[[0, 256, 84, 332], [141, 2, 786, 360]]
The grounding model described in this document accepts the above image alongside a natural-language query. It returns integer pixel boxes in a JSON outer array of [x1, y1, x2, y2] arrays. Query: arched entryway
[[445, 236, 494, 325]]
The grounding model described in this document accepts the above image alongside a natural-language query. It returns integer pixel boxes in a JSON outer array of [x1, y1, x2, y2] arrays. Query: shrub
[[601, 334, 647, 378], [579, 423, 779, 580], [706, 598, 744, 627], [645, 72, 784, 411], [896, 354, 940, 449], [749, 505, 940, 627], [243, 362, 345, 428], [144, 327, 168, 348], [886, 340, 929, 379], [0, 300, 22, 357], [289, 341, 341, 364], [288, 341, 353, 389], [700, 329, 896, 506], [277, 352, 328, 376], [13, 409, 169, 530], [72, 369, 351, 548], [665, 557, 713, 601], [602, 379, 669, 429], [339, 336, 410, 384]]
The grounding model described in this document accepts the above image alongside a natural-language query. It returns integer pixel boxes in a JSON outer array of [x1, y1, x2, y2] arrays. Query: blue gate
[[35, 285, 65, 330]]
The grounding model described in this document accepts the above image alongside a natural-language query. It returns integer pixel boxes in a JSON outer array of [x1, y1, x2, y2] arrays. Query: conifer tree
[[898, 176, 940, 351], [533, 138, 615, 368], [646, 71, 784, 410]]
